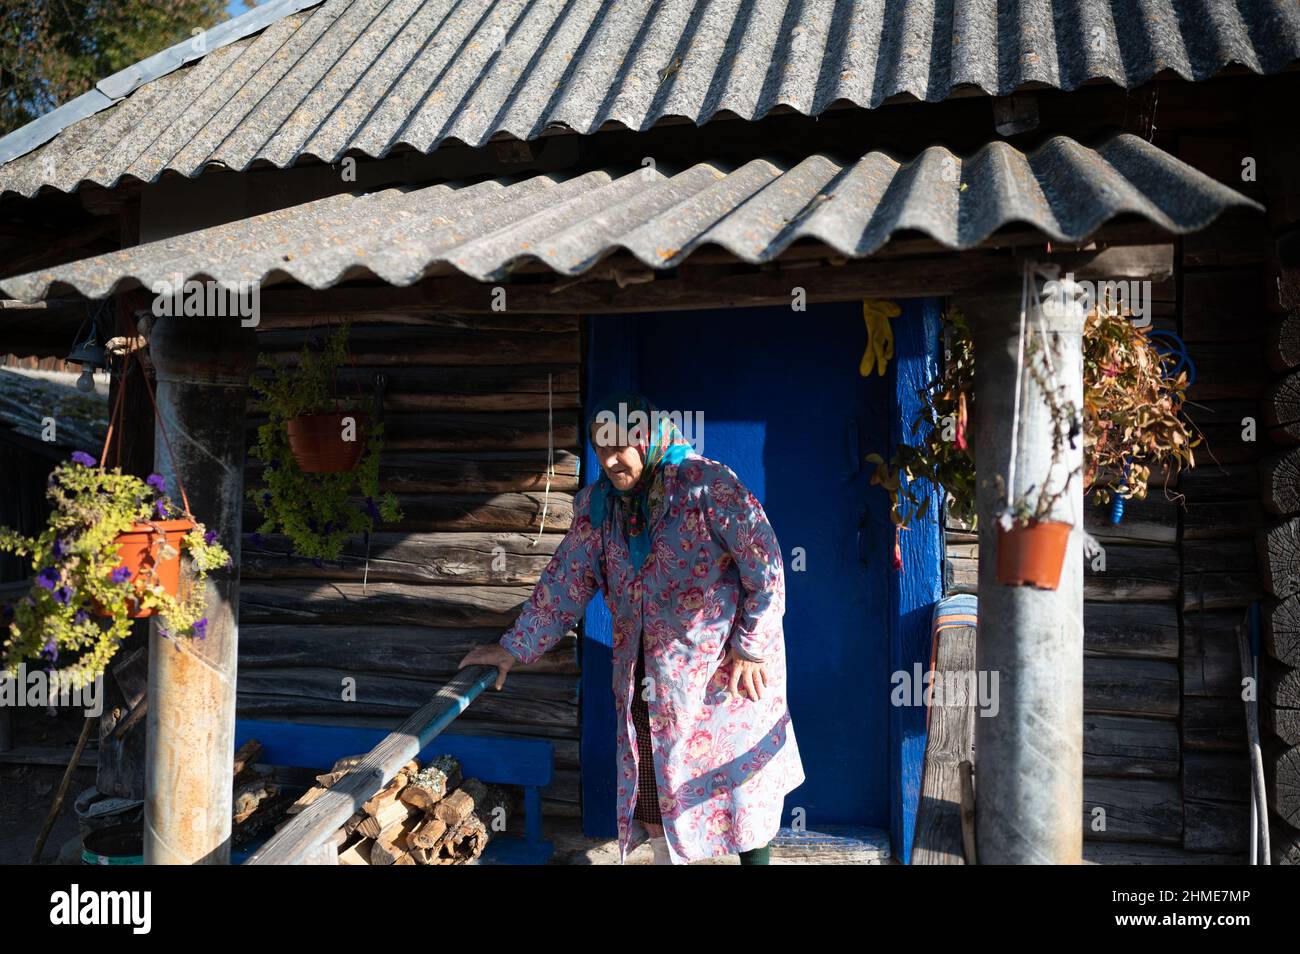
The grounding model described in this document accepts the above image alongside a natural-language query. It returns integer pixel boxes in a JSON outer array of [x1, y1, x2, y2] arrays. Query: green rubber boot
[[738, 843, 770, 865]]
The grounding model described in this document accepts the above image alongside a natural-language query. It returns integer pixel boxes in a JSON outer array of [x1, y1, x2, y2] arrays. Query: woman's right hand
[[458, 642, 518, 691]]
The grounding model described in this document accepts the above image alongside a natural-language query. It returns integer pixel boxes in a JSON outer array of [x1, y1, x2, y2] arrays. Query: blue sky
[[226, 1, 251, 19]]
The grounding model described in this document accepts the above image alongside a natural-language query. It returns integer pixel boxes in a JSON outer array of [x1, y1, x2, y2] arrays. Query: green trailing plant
[[0, 451, 230, 690], [248, 322, 401, 562], [870, 302, 1196, 529]]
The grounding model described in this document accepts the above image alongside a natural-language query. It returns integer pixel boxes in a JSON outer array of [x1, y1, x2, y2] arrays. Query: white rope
[[1003, 262, 1032, 522], [532, 372, 555, 546]]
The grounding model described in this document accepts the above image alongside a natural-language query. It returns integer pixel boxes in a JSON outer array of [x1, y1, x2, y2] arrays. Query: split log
[[370, 815, 421, 866], [1257, 519, 1300, 599], [437, 814, 488, 863], [411, 816, 448, 851], [331, 754, 367, 773], [233, 774, 278, 825], [1263, 449, 1300, 516], [357, 801, 420, 839], [362, 762, 419, 816], [338, 837, 375, 866], [233, 740, 264, 780], [400, 755, 462, 811]]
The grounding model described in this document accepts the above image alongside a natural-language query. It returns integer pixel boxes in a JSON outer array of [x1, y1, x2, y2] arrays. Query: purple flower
[[36, 567, 59, 591], [52, 537, 69, 559], [52, 586, 72, 606], [146, 474, 168, 493], [192, 618, 208, 640], [154, 498, 172, 519], [41, 639, 58, 663], [109, 566, 132, 584], [203, 530, 218, 546], [73, 610, 88, 625], [70, 451, 95, 467]]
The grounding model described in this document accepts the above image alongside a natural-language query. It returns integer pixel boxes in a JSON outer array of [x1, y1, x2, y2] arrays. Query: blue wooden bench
[[232, 718, 555, 865]]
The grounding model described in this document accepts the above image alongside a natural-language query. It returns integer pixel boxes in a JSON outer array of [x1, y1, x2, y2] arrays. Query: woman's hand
[[726, 648, 768, 702], [458, 643, 518, 691]]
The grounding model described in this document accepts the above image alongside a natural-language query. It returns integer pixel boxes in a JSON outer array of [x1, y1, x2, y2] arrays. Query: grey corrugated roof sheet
[[2, 0, 1298, 199], [0, 134, 1262, 302]]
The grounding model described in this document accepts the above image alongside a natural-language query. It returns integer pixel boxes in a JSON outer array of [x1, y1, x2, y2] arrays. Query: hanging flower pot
[[101, 519, 195, 617], [286, 412, 368, 473], [996, 519, 1072, 590]]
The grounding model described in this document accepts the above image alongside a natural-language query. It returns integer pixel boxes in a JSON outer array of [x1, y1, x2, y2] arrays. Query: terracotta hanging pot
[[97, 519, 194, 618], [286, 412, 367, 473], [995, 519, 1072, 590]]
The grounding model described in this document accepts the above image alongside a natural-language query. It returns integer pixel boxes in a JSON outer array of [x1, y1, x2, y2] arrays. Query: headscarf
[[587, 391, 694, 571]]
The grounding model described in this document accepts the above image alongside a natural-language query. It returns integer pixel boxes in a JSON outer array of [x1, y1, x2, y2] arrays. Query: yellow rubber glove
[[860, 299, 900, 376]]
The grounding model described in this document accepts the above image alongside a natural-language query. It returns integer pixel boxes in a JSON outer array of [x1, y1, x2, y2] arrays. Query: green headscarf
[[587, 392, 693, 571]]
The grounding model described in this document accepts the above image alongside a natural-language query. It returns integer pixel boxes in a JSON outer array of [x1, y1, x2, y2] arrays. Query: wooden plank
[[1085, 496, 1178, 545], [1184, 611, 1250, 698], [1181, 268, 1265, 342], [238, 581, 532, 626], [1083, 777, 1182, 844], [1182, 540, 1262, 611], [1084, 657, 1179, 717], [912, 621, 975, 865], [238, 624, 578, 676], [1083, 714, 1179, 778], [1083, 841, 1245, 864], [253, 326, 580, 365], [241, 532, 562, 585], [1183, 696, 1248, 751], [244, 492, 575, 533], [245, 411, 580, 451], [1083, 603, 1179, 660], [1183, 751, 1251, 803]]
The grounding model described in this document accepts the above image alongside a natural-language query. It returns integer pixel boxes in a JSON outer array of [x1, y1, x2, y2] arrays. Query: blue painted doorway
[[580, 299, 944, 856]]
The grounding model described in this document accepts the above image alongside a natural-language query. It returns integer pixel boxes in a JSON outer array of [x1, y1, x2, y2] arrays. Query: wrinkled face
[[589, 423, 644, 490]]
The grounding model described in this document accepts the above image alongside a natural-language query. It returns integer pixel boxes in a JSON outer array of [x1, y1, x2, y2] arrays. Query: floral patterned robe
[[499, 454, 806, 863]]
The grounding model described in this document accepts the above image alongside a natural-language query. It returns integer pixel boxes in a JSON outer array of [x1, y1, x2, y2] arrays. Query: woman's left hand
[[726, 648, 768, 702]]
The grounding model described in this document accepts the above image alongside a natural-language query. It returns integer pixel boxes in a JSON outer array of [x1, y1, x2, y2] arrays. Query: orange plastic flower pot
[[995, 519, 1072, 590], [286, 412, 367, 473], [97, 519, 193, 618]]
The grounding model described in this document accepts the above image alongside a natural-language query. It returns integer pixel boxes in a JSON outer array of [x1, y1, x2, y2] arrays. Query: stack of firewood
[[281, 753, 511, 865]]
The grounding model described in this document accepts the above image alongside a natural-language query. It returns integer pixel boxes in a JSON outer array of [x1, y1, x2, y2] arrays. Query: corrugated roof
[[2, 0, 1298, 199], [0, 133, 1262, 302]]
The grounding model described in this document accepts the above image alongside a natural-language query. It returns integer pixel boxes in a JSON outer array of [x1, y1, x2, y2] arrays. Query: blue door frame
[[579, 300, 943, 862]]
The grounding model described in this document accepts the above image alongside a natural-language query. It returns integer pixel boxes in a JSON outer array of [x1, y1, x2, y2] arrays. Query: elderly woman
[[459, 393, 804, 865]]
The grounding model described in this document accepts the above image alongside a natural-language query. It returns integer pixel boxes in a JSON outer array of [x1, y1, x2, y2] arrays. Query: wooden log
[[1257, 519, 1300, 599], [1185, 343, 1267, 401], [253, 326, 580, 366], [245, 410, 579, 452], [1184, 799, 1251, 853], [1082, 778, 1182, 844], [1262, 449, 1300, 516], [1083, 842, 1245, 864], [1081, 543, 1180, 602], [370, 814, 421, 866], [330, 754, 367, 773], [240, 531, 561, 585], [232, 775, 278, 825], [232, 739, 264, 779], [1267, 745, 1300, 828], [1181, 268, 1265, 343], [410, 816, 449, 851], [361, 764, 417, 816], [1083, 714, 1179, 778], [1084, 658, 1179, 717], [399, 755, 462, 811], [1178, 463, 1259, 500], [434, 778, 489, 828], [1183, 751, 1251, 803], [1084, 497, 1178, 545], [1264, 372, 1300, 439], [1083, 603, 1179, 660], [238, 624, 578, 676], [1263, 703, 1300, 746], [236, 687, 578, 728], [1184, 611, 1252, 698], [243, 492, 574, 534], [1266, 312, 1300, 372], [1183, 696, 1247, 751], [248, 450, 580, 495], [238, 581, 533, 627], [356, 799, 421, 839]]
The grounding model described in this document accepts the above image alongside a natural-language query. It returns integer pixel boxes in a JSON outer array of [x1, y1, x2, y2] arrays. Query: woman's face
[[590, 424, 644, 490]]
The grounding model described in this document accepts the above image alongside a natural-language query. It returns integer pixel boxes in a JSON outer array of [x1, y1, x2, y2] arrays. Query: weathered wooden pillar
[[963, 265, 1085, 864], [144, 316, 256, 865]]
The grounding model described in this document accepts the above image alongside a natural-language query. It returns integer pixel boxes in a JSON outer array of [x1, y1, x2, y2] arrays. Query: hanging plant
[[0, 451, 230, 690], [870, 296, 1197, 537], [248, 322, 402, 562]]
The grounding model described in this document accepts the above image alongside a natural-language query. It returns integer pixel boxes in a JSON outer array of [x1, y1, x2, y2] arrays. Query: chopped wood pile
[[230, 739, 304, 851], [279, 752, 512, 866]]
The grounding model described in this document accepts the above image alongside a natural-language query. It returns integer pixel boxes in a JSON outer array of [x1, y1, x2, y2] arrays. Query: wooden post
[[962, 264, 1085, 864], [144, 316, 256, 865]]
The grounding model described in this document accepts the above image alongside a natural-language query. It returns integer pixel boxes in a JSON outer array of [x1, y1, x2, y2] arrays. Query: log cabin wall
[[236, 313, 583, 820]]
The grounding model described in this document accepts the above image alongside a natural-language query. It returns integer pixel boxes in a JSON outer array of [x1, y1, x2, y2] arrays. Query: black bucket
[[81, 822, 144, 865]]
